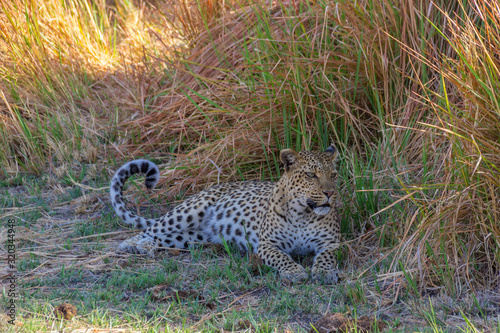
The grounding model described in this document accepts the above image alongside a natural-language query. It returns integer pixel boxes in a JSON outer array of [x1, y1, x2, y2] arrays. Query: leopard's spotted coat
[[110, 146, 341, 282]]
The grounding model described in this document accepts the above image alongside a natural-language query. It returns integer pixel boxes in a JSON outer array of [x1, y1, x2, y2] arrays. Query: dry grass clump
[[126, 0, 388, 195], [394, 0, 500, 293]]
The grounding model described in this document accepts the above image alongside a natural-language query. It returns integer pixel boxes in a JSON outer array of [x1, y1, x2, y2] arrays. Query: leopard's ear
[[324, 144, 339, 162], [280, 149, 301, 172]]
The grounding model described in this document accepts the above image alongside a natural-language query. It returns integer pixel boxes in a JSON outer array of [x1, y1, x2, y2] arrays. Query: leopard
[[110, 145, 341, 283]]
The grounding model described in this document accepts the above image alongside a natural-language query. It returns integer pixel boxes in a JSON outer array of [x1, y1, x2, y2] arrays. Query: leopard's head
[[278, 145, 339, 216]]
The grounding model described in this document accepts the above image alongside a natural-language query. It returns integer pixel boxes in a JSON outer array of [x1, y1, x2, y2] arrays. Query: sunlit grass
[[0, 0, 178, 173]]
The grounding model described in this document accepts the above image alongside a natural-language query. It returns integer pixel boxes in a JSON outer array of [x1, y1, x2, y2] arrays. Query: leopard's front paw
[[312, 267, 339, 284], [118, 234, 156, 258], [280, 265, 309, 282]]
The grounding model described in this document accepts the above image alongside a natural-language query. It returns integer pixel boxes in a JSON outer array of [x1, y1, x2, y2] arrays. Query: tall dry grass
[[396, 0, 500, 293], [0, 0, 498, 292]]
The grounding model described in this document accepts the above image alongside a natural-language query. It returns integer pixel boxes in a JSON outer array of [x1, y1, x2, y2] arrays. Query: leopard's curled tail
[[110, 159, 160, 229]]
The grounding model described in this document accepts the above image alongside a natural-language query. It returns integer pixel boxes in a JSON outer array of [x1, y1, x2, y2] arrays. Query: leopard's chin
[[313, 205, 331, 215]]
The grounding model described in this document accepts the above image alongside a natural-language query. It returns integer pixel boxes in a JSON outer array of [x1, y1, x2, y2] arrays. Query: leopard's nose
[[323, 191, 335, 199]]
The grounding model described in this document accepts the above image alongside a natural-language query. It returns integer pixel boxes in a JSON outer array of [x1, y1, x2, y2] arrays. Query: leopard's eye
[[331, 173, 338, 179], [305, 172, 317, 178]]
